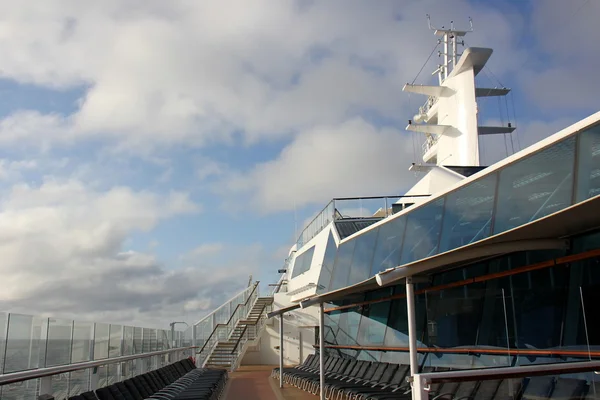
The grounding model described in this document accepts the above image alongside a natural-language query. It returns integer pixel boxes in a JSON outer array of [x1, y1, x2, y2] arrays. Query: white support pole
[[319, 302, 325, 400], [406, 277, 419, 377], [279, 315, 284, 388], [413, 374, 430, 400], [443, 34, 449, 80]]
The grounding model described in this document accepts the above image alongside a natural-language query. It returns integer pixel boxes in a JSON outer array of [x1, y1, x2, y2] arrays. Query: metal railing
[[0, 345, 196, 390], [296, 196, 432, 248], [194, 282, 260, 367], [411, 360, 600, 400], [0, 311, 189, 399], [229, 302, 271, 372]]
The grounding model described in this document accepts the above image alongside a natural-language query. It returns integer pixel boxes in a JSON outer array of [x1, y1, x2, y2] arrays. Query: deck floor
[[223, 365, 317, 400]]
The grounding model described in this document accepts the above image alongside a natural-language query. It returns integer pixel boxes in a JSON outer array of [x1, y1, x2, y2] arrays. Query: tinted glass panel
[[329, 240, 356, 291], [291, 245, 316, 278], [370, 215, 406, 275], [317, 232, 338, 293], [348, 227, 379, 285], [439, 173, 497, 253], [400, 198, 444, 265], [494, 137, 575, 234], [576, 123, 600, 201]]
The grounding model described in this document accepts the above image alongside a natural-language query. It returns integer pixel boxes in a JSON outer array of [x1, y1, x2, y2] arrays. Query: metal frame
[[0, 346, 197, 386]]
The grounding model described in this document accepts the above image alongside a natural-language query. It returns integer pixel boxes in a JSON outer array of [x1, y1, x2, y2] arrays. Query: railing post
[[90, 366, 100, 391], [279, 314, 284, 388], [39, 375, 52, 398], [406, 277, 419, 377], [412, 374, 429, 400], [319, 302, 325, 400]]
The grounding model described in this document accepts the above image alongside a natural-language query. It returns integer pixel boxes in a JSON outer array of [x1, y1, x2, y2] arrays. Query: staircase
[[204, 297, 273, 369]]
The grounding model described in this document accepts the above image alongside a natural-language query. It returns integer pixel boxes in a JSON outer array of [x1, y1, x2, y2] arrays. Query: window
[[291, 246, 316, 279]]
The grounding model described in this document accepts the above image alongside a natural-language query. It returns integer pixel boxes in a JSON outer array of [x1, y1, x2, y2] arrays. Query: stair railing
[[195, 282, 260, 366], [228, 302, 270, 371]]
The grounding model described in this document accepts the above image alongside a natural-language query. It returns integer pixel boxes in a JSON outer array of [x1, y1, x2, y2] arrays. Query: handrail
[[0, 346, 197, 386], [319, 345, 600, 359], [415, 360, 600, 384], [230, 303, 269, 355], [196, 282, 260, 355], [230, 325, 249, 355], [323, 247, 600, 313]]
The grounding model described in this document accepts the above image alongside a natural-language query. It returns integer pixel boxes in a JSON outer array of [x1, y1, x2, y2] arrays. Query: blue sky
[[0, 0, 597, 328]]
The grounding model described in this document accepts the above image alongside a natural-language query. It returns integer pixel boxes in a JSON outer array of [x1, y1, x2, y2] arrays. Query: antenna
[[426, 15, 474, 83]]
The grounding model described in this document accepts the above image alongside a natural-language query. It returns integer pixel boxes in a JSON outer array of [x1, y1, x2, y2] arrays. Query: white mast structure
[[404, 16, 514, 168]]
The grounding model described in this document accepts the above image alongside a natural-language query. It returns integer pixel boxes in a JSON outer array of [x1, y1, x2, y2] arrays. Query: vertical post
[[39, 376, 52, 398], [443, 33, 449, 80], [279, 314, 284, 388], [413, 375, 430, 400], [319, 303, 325, 400], [406, 277, 418, 376]]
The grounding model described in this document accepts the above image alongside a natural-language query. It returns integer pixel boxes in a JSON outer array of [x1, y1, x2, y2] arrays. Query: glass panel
[[328, 239, 356, 291], [93, 323, 110, 360], [71, 321, 93, 363], [46, 318, 73, 366], [0, 312, 6, 374], [400, 198, 444, 265], [50, 372, 69, 399], [370, 215, 406, 276], [348, 227, 379, 285], [357, 291, 392, 345], [69, 369, 91, 397], [576, 123, 600, 201], [133, 327, 143, 354], [4, 314, 47, 373], [494, 137, 575, 234], [291, 245, 316, 278], [439, 173, 497, 253], [123, 326, 134, 355], [316, 232, 338, 293], [109, 324, 122, 358]]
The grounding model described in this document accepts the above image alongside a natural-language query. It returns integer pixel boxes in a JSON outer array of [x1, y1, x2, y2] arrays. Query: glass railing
[[0, 311, 190, 399], [296, 196, 431, 248], [193, 282, 260, 366]]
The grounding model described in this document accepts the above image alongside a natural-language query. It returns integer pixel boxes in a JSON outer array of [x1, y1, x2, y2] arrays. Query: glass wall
[[317, 121, 600, 292], [0, 313, 185, 399], [324, 231, 600, 370]]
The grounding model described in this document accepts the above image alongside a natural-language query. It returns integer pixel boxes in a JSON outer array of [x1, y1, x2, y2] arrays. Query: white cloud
[[0, 179, 223, 327], [217, 118, 419, 213], [0, 0, 528, 151]]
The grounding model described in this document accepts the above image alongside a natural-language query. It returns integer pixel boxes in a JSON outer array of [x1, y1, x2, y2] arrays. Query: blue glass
[[439, 173, 497, 253], [494, 137, 575, 234], [400, 198, 444, 265], [348, 227, 379, 285], [316, 232, 338, 293], [576, 124, 600, 202], [328, 240, 356, 291], [370, 215, 406, 276], [291, 245, 316, 278], [357, 300, 391, 345]]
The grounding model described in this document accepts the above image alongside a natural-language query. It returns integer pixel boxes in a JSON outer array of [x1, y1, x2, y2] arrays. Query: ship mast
[[404, 16, 514, 168]]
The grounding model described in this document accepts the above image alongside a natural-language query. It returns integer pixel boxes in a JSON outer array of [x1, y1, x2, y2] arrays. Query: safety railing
[[229, 302, 271, 372], [0, 310, 191, 399], [194, 282, 260, 367], [411, 360, 600, 400], [0, 346, 196, 399], [296, 195, 432, 248]]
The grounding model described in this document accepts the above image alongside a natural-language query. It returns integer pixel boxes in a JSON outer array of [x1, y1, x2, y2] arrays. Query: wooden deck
[[222, 365, 317, 400]]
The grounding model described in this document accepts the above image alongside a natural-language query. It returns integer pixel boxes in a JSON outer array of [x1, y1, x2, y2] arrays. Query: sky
[[0, 0, 598, 329]]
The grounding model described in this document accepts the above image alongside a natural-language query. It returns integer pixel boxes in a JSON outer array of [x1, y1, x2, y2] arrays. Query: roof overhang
[[267, 194, 600, 316]]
